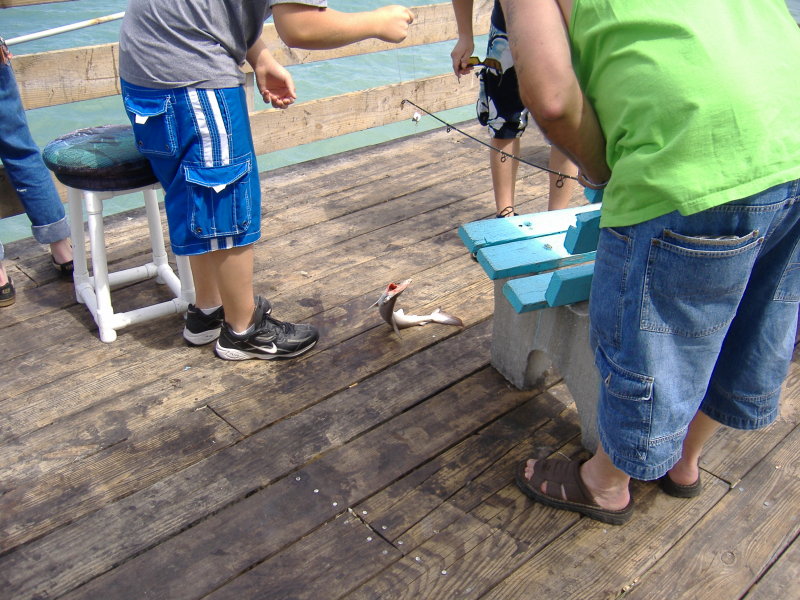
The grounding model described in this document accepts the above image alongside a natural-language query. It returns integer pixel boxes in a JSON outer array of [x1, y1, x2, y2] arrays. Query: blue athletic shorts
[[589, 179, 800, 480], [476, 23, 528, 140], [120, 80, 261, 256]]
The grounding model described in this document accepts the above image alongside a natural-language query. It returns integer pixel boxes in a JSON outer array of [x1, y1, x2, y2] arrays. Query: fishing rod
[[4, 12, 125, 47], [401, 98, 580, 184]]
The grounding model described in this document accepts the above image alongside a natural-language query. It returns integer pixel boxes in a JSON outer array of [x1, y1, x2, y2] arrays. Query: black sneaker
[[0, 278, 15, 308], [215, 296, 318, 360], [183, 299, 272, 346]]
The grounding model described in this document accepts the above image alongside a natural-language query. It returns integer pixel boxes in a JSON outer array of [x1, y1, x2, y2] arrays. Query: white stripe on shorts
[[206, 93, 230, 165], [188, 88, 213, 167]]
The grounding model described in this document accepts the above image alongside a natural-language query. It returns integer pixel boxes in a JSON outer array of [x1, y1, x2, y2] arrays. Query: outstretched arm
[[272, 4, 414, 50], [450, 0, 475, 79], [500, 0, 609, 186]]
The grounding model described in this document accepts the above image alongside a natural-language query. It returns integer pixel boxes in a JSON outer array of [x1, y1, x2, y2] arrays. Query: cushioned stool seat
[[43, 124, 194, 342]]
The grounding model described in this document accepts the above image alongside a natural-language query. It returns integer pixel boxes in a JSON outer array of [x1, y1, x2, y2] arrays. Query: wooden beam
[[249, 72, 479, 154]]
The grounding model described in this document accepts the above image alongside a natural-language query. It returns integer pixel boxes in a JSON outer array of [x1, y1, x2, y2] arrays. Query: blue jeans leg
[[0, 62, 69, 244], [589, 179, 800, 480]]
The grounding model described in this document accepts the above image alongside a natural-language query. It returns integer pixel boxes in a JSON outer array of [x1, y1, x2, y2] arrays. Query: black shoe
[[0, 278, 15, 307], [52, 256, 74, 280], [215, 296, 318, 360], [183, 298, 272, 346]]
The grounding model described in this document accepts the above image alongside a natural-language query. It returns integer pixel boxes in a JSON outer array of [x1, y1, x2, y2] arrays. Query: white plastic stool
[[44, 125, 195, 342]]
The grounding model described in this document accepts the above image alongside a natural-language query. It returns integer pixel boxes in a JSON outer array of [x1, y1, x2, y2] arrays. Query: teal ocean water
[[1, 1, 799, 242], [0, 0, 479, 242]]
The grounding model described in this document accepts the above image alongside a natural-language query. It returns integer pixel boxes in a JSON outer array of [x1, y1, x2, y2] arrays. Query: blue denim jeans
[[590, 179, 800, 480], [0, 61, 69, 260]]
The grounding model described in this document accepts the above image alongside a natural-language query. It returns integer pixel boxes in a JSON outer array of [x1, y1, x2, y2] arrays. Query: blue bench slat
[[458, 203, 600, 254], [503, 272, 553, 313], [504, 262, 595, 313], [544, 262, 595, 307], [476, 232, 596, 280], [563, 209, 601, 254]]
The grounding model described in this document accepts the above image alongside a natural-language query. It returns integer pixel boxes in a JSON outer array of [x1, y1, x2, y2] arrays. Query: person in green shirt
[[503, 0, 800, 524]]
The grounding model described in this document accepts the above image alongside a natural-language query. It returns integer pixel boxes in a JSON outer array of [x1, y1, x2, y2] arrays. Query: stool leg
[[67, 187, 89, 304], [85, 190, 117, 343], [176, 255, 195, 305], [143, 186, 169, 284]]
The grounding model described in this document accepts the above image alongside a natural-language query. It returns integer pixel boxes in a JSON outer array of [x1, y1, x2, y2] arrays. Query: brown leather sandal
[[515, 458, 634, 525]]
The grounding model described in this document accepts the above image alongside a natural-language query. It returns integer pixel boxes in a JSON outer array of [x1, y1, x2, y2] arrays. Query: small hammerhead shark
[[370, 279, 464, 335]]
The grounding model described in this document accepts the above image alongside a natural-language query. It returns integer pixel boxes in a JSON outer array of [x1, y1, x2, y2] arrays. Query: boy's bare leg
[[189, 245, 256, 332], [490, 137, 520, 215], [0, 261, 8, 286], [547, 146, 579, 210], [667, 411, 720, 486]]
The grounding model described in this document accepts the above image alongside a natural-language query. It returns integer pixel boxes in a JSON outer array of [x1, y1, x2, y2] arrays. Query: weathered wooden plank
[[347, 444, 728, 600], [0, 408, 242, 553], [57, 368, 532, 600], [620, 426, 800, 600], [742, 534, 800, 600], [476, 233, 595, 280], [458, 203, 597, 254], [202, 512, 402, 600], [0, 322, 493, 600], [354, 387, 574, 544], [249, 72, 480, 156], [544, 262, 595, 307], [562, 208, 601, 254]]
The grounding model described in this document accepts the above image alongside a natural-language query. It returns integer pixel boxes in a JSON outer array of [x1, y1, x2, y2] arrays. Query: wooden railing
[[0, 1, 492, 218]]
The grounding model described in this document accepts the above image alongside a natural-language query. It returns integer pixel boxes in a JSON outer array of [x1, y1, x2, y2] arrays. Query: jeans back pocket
[[641, 229, 762, 337]]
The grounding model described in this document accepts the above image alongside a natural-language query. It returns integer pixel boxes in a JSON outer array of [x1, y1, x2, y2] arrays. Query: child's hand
[[248, 41, 297, 109], [373, 5, 415, 43], [450, 37, 475, 79], [0, 37, 12, 66], [256, 62, 297, 109]]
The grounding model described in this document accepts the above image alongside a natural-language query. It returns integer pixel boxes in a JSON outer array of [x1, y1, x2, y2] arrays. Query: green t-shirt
[[570, 1, 800, 227]]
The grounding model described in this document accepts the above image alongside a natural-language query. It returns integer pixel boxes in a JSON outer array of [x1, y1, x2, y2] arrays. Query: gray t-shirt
[[119, 0, 327, 89]]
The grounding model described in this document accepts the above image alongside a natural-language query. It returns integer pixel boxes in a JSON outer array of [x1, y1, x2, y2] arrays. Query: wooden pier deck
[[0, 123, 798, 600]]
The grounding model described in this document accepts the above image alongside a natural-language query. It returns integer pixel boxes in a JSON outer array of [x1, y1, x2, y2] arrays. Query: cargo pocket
[[641, 229, 762, 337], [774, 233, 800, 302], [595, 347, 654, 462], [185, 158, 252, 238], [123, 94, 177, 157]]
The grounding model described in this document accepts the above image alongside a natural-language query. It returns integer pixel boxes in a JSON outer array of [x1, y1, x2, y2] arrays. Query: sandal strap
[[532, 458, 594, 505]]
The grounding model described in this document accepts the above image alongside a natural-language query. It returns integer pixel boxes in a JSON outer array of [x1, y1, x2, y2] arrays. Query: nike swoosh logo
[[249, 342, 278, 354]]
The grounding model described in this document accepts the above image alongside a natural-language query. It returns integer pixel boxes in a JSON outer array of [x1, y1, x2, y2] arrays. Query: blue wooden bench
[[459, 204, 602, 450]]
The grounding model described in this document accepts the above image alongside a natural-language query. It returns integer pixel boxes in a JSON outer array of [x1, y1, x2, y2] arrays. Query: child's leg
[[189, 246, 255, 332], [547, 146, 579, 210], [490, 137, 520, 215]]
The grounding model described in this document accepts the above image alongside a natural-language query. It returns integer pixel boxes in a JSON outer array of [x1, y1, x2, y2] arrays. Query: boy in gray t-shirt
[[119, 1, 414, 360]]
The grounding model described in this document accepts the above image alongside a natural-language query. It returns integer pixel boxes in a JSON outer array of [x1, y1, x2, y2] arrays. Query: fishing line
[[400, 98, 579, 183]]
